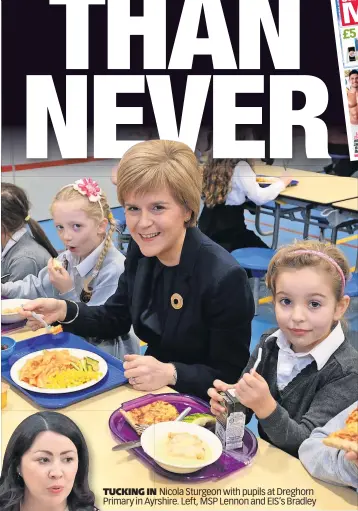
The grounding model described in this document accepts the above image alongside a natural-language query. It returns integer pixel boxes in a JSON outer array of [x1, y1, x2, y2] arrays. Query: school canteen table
[[253, 167, 358, 247], [2, 327, 357, 511], [332, 198, 358, 215], [255, 166, 358, 205]]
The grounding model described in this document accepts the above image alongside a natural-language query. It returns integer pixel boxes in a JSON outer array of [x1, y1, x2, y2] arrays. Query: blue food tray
[[1, 332, 128, 409], [257, 175, 298, 187]]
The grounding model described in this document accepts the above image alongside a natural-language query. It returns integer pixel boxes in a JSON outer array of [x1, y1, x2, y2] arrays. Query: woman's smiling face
[[124, 187, 191, 266]]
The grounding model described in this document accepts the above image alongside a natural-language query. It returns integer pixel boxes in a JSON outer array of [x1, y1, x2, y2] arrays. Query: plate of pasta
[[1, 299, 30, 324], [10, 348, 108, 394]]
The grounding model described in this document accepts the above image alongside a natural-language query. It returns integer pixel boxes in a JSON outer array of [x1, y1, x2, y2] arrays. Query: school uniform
[[243, 324, 358, 457], [59, 227, 255, 400], [1, 228, 52, 282], [199, 160, 286, 252], [2, 241, 125, 306], [299, 402, 358, 489], [1, 241, 139, 358]]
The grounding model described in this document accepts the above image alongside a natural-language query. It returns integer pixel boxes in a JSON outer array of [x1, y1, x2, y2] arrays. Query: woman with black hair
[[0, 411, 98, 511], [1, 183, 58, 282]]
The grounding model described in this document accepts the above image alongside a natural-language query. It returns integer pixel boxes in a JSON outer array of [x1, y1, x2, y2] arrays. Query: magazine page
[[331, 0, 358, 159], [1, 1, 358, 511]]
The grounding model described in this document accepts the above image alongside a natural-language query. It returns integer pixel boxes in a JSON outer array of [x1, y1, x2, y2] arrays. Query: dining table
[[254, 166, 358, 205], [1, 326, 357, 511]]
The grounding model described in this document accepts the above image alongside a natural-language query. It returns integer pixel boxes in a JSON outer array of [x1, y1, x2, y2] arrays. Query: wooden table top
[[254, 166, 358, 205], [2, 329, 357, 510]]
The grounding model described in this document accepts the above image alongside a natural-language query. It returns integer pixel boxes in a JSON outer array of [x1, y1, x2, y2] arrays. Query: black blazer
[[62, 228, 255, 400]]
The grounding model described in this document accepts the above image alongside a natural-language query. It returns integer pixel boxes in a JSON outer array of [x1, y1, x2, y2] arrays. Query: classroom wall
[[1, 126, 331, 221]]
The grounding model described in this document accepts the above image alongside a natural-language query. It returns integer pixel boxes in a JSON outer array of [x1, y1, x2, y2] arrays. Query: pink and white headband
[[290, 249, 348, 296], [61, 178, 104, 216]]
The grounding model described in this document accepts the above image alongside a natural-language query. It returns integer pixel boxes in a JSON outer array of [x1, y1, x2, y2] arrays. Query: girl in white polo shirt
[[208, 240, 358, 457]]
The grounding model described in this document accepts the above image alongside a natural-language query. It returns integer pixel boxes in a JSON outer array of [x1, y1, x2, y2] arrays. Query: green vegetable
[[85, 357, 99, 372], [183, 413, 216, 427], [70, 361, 81, 371]]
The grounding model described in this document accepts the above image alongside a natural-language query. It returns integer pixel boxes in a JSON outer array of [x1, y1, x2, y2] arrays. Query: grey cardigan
[[1, 232, 52, 282], [298, 402, 358, 489], [2, 244, 125, 306], [244, 331, 358, 457]]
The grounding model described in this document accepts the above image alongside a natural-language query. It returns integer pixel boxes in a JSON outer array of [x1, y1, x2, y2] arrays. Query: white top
[[1, 227, 27, 259], [266, 323, 345, 390], [225, 161, 286, 206]]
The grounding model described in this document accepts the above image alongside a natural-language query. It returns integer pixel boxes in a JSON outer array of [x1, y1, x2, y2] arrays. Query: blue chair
[[231, 248, 276, 315], [111, 207, 131, 254], [345, 273, 358, 298], [346, 250, 358, 298]]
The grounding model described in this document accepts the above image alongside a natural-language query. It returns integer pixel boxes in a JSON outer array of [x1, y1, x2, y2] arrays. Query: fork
[[133, 423, 150, 435], [133, 405, 192, 434], [21, 305, 52, 332]]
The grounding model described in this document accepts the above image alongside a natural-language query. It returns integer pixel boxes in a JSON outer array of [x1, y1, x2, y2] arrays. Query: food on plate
[[52, 258, 63, 271], [2, 307, 22, 314], [19, 349, 102, 389], [120, 401, 179, 431], [156, 432, 211, 465], [183, 413, 216, 430], [1, 344, 9, 350], [48, 325, 63, 335], [323, 407, 358, 453]]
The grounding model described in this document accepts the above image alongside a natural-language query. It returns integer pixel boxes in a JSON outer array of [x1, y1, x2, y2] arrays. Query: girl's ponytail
[[1, 183, 57, 258], [26, 218, 58, 258]]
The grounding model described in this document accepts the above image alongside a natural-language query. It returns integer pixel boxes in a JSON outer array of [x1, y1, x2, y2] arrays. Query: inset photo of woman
[[0, 411, 99, 511]]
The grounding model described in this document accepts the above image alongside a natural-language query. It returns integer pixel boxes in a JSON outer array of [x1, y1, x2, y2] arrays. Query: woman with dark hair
[[198, 131, 292, 253], [0, 411, 98, 511], [1, 183, 58, 282]]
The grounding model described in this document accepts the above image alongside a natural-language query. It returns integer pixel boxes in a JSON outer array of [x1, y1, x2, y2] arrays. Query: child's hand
[[48, 259, 74, 294], [235, 370, 277, 419], [207, 380, 235, 416], [345, 451, 358, 466]]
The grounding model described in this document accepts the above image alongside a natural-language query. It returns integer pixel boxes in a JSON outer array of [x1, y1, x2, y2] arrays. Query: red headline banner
[[339, 0, 358, 26]]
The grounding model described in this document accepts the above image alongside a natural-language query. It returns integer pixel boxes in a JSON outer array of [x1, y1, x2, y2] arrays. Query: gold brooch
[[171, 293, 183, 310]]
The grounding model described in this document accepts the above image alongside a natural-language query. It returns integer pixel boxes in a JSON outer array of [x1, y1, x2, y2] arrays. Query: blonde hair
[[115, 140, 202, 227], [50, 183, 117, 300], [266, 240, 351, 302]]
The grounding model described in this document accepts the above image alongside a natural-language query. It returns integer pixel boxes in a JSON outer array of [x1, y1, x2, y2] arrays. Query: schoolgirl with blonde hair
[[2, 177, 125, 306]]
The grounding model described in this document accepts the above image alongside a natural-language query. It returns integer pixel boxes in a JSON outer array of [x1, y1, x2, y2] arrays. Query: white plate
[[1, 299, 30, 324], [10, 348, 108, 394]]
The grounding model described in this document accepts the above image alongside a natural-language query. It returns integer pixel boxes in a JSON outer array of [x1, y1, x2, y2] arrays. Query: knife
[[112, 406, 192, 452]]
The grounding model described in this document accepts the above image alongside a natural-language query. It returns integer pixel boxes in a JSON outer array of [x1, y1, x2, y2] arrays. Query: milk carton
[[215, 389, 246, 450]]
